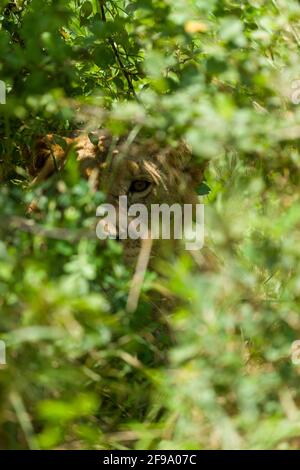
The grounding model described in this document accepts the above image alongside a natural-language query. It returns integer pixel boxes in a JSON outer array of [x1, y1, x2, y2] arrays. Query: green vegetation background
[[1, 0, 300, 450]]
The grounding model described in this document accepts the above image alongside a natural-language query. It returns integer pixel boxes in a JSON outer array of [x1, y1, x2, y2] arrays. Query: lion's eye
[[129, 180, 151, 193]]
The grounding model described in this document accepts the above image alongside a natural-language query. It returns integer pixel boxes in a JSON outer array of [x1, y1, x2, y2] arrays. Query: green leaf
[[196, 182, 211, 196], [81, 1, 93, 19]]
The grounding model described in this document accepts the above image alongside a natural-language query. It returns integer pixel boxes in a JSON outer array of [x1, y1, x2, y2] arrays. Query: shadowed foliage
[[1, 0, 300, 450]]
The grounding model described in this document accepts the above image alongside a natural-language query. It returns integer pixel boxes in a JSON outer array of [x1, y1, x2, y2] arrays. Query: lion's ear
[[27, 135, 50, 177], [172, 141, 208, 186], [30, 134, 73, 184], [183, 158, 208, 187]]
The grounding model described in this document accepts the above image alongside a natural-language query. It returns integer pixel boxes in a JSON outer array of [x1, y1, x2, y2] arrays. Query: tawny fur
[[28, 131, 206, 263]]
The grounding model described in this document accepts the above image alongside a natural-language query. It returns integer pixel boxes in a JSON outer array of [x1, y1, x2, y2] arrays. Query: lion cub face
[[29, 132, 205, 263], [100, 139, 204, 263]]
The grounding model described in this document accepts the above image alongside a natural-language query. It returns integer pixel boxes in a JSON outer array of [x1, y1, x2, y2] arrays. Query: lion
[[28, 130, 206, 265]]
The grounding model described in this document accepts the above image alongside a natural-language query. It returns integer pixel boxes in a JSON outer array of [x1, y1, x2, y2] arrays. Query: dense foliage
[[1, 0, 300, 449]]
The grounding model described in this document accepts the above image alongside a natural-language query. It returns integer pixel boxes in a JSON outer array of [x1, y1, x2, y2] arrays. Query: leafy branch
[[98, 0, 139, 101]]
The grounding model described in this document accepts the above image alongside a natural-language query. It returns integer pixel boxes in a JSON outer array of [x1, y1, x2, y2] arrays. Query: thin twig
[[9, 391, 39, 450], [0, 215, 95, 241], [99, 0, 140, 101], [126, 236, 153, 313]]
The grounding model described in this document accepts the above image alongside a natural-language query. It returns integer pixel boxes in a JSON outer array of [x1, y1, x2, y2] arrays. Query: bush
[[1, 0, 300, 450]]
